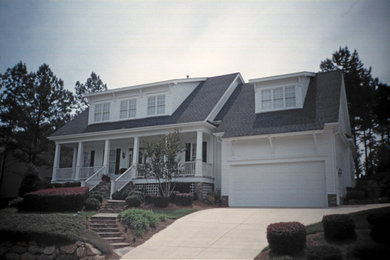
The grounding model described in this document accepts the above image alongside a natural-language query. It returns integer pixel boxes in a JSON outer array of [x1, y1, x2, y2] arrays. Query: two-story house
[[49, 71, 355, 207]]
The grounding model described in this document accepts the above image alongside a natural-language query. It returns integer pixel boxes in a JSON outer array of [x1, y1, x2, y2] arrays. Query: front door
[[109, 149, 121, 174]]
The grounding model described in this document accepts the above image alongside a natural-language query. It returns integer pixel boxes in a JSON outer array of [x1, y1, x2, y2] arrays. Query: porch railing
[[82, 166, 106, 190], [79, 166, 102, 180], [54, 168, 75, 182], [202, 162, 213, 178], [182, 161, 196, 176], [113, 165, 136, 195]]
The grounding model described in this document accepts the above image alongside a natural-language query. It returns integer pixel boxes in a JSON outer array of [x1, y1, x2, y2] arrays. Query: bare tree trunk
[[363, 130, 369, 175]]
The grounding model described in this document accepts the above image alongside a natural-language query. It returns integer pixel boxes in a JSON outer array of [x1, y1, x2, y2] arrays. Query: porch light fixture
[[122, 152, 126, 159]]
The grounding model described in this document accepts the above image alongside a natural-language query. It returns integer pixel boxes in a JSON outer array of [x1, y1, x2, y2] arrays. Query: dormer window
[[147, 94, 165, 116], [260, 86, 296, 111], [94, 102, 110, 122], [120, 99, 137, 119]]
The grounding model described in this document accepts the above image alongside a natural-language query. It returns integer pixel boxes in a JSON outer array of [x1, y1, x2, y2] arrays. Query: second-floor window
[[147, 94, 165, 115], [94, 102, 110, 122], [120, 99, 137, 119], [261, 86, 296, 111]]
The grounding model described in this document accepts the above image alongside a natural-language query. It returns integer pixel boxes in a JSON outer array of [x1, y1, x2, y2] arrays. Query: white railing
[[202, 162, 213, 178], [54, 168, 74, 182], [82, 166, 106, 190], [114, 165, 136, 192], [79, 166, 102, 180], [182, 161, 196, 176]]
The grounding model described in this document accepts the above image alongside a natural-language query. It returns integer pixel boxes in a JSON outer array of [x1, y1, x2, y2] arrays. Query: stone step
[[97, 232, 122, 238], [103, 237, 125, 243], [90, 221, 117, 225], [90, 216, 117, 221], [111, 242, 131, 249], [91, 227, 119, 233], [90, 224, 117, 228]]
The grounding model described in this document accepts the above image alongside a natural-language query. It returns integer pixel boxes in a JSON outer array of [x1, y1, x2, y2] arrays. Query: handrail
[[82, 166, 105, 190], [114, 165, 136, 192]]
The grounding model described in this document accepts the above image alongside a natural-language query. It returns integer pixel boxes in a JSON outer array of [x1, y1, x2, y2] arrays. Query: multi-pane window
[[261, 86, 296, 111], [94, 102, 110, 122], [147, 94, 165, 115], [120, 99, 137, 119]]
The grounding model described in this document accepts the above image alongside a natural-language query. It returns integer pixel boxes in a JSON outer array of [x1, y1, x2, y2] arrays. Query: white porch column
[[75, 142, 83, 181], [103, 139, 110, 174], [195, 131, 203, 177], [52, 143, 61, 182], [72, 146, 77, 179], [133, 136, 139, 166]]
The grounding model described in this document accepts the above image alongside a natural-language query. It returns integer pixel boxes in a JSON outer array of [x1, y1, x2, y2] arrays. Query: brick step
[[91, 227, 119, 233], [90, 224, 117, 228], [90, 221, 117, 225], [96, 232, 122, 238], [103, 237, 125, 243], [111, 242, 131, 249]]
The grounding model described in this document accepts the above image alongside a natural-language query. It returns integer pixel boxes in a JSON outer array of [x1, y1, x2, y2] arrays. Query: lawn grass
[[152, 208, 198, 219], [0, 212, 111, 254]]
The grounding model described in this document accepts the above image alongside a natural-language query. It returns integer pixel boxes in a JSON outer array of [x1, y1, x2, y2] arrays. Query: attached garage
[[229, 161, 327, 207]]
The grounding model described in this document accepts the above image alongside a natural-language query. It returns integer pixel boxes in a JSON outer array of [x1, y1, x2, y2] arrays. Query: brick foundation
[[327, 194, 338, 207]]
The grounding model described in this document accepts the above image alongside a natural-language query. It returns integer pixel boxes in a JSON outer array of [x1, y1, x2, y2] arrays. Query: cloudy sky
[[0, 0, 389, 92]]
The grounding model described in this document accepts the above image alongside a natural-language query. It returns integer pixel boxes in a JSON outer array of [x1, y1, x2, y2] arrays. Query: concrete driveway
[[121, 204, 389, 260]]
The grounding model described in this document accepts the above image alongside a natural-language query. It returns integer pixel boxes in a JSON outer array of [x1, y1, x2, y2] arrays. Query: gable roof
[[215, 70, 343, 138], [51, 73, 240, 137]]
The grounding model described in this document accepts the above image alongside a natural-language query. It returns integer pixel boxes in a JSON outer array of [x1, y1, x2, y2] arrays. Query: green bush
[[322, 214, 355, 241], [154, 196, 169, 208], [346, 189, 366, 200], [112, 189, 128, 200], [89, 193, 104, 203], [145, 194, 157, 204], [52, 182, 81, 188], [266, 222, 306, 254], [126, 194, 142, 207], [175, 193, 193, 206], [306, 245, 342, 260], [119, 209, 166, 237], [84, 198, 101, 211]]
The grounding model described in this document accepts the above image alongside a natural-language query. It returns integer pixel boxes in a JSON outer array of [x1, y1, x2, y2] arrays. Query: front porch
[[51, 131, 218, 198]]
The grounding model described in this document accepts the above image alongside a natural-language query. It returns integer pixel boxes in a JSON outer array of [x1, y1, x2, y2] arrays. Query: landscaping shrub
[[322, 214, 355, 241], [119, 209, 166, 236], [266, 222, 306, 254], [205, 191, 221, 205], [52, 182, 81, 188], [153, 196, 169, 208], [22, 187, 89, 212], [306, 245, 342, 260], [111, 189, 128, 200], [126, 194, 142, 207], [145, 194, 157, 204], [84, 197, 101, 210], [175, 193, 193, 206], [89, 193, 105, 203], [367, 212, 390, 244], [346, 243, 390, 259], [101, 174, 110, 183], [346, 189, 366, 200]]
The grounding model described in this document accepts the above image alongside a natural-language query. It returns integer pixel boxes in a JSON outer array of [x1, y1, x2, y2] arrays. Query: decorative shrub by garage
[[306, 245, 343, 260], [22, 187, 89, 212], [266, 222, 306, 254], [174, 193, 193, 206], [322, 214, 355, 241]]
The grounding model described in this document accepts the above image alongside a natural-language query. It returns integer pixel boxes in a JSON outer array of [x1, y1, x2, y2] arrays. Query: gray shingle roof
[[215, 70, 342, 137], [51, 73, 239, 137]]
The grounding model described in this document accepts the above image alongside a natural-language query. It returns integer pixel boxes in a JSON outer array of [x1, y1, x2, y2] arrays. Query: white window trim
[[94, 102, 111, 122], [119, 98, 137, 120], [258, 85, 298, 112], [146, 93, 167, 117]]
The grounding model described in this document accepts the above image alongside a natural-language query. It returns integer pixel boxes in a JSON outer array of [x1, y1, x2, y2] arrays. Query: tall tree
[[75, 72, 107, 113], [0, 62, 75, 176], [320, 47, 381, 176]]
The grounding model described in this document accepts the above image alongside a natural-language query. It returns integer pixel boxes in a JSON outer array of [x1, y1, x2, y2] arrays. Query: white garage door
[[229, 161, 326, 207]]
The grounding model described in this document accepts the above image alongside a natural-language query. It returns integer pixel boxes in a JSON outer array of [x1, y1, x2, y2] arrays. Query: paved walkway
[[121, 204, 389, 260]]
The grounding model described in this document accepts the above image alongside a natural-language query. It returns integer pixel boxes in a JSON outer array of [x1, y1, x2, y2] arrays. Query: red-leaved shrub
[[267, 222, 306, 254], [175, 193, 193, 206], [22, 187, 89, 212]]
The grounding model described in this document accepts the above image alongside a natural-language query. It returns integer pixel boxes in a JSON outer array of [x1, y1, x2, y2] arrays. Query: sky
[[0, 0, 389, 92]]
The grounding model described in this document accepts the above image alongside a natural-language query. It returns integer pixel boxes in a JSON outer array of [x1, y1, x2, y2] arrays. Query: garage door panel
[[229, 161, 326, 207]]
